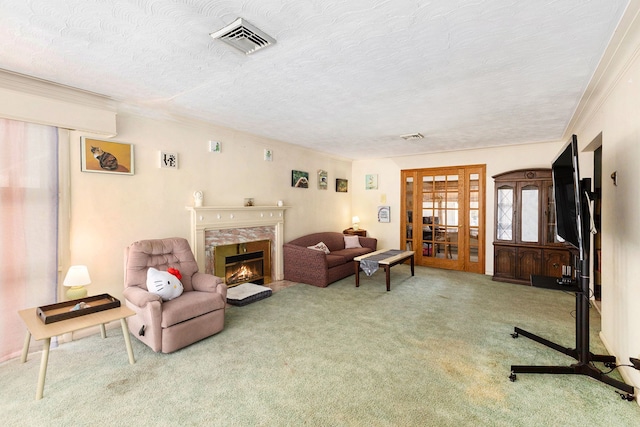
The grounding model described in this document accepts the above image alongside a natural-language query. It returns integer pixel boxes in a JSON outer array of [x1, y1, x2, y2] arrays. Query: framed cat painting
[[81, 137, 134, 175]]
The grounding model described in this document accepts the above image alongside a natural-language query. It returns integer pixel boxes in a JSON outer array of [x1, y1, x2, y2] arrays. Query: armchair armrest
[[192, 272, 227, 298], [123, 286, 162, 307]]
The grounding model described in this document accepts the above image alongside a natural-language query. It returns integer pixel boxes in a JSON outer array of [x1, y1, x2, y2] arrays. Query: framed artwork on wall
[[160, 151, 178, 169], [318, 170, 328, 190], [378, 206, 390, 223], [291, 170, 309, 188], [366, 174, 378, 189], [336, 178, 348, 193], [209, 141, 221, 153], [81, 137, 134, 175]]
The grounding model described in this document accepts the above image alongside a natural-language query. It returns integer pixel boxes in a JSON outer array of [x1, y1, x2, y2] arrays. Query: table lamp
[[63, 265, 91, 300], [352, 216, 360, 230]]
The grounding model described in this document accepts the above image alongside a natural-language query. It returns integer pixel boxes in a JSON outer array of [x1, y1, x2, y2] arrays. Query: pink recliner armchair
[[123, 238, 227, 353]]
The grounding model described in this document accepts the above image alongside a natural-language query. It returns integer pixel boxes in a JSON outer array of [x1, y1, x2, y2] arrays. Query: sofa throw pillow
[[308, 241, 330, 254], [344, 235, 362, 249], [146, 267, 184, 301]]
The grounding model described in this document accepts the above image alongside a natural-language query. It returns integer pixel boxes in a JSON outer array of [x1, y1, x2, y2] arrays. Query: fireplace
[[225, 251, 264, 286], [187, 206, 287, 282], [212, 239, 271, 286]]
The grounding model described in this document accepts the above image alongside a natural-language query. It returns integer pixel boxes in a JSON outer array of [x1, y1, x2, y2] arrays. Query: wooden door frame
[[401, 165, 485, 274]]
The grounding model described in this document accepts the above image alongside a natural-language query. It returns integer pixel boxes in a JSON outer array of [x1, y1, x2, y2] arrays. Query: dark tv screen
[[552, 135, 581, 250]]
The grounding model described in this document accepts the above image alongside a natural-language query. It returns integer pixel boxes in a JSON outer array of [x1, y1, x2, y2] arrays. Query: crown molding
[[0, 69, 116, 112], [567, 1, 640, 138]]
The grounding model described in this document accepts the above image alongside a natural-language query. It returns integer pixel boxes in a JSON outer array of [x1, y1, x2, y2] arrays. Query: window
[[0, 118, 58, 362]]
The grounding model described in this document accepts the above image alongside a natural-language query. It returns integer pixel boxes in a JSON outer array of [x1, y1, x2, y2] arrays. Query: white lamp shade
[[352, 216, 360, 230], [63, 265, 91, 287]]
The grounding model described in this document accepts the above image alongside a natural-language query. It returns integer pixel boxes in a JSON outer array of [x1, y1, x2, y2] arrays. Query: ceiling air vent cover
[[210, 18, 276, 55], [400, 133, 424, 141]]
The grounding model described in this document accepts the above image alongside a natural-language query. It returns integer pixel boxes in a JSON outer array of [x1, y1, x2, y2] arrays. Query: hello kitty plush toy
[[146, 267, 184, 301]]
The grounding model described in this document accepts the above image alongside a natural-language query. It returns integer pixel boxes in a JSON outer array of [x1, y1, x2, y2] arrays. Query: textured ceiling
[[0, 0, 630, 159]]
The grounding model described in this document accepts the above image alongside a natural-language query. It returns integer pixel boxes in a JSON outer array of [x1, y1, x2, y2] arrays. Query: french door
[[401, 165, 485, 273]]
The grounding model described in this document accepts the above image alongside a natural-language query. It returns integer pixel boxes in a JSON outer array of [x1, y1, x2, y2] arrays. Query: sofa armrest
[[192, 272, 227, 298], [123, 286, 162, 308], [283, 243, 328, 265], [358, 236, 377, 251]]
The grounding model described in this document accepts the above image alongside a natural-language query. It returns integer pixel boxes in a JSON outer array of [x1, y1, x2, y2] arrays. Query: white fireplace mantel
[[186, 206, 289, 280]]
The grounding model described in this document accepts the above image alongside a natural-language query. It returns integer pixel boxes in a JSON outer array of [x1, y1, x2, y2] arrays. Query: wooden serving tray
[[37, 294, 121, 324]]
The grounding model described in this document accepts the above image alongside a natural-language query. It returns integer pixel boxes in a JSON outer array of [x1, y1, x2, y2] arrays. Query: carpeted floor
[[1, 266, 639, 426]]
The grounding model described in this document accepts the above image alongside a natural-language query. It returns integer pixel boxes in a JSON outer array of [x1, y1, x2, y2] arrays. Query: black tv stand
[[509, 274, 635, 400]]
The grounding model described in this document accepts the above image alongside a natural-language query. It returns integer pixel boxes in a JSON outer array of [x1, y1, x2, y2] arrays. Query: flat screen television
[[551, 134, 585, 258]]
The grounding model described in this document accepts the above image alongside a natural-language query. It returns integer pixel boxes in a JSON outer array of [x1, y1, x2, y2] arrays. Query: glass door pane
[[421, 175, 435, 257], [521, 185, 539, 243], [497, 187, 513, 241], [405, 176, 414, 250], [468, 173, 480, 263], [422, 174, 459, 261]]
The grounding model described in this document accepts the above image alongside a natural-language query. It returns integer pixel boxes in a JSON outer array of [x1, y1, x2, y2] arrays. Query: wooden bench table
[[354, 249, 415, 291]]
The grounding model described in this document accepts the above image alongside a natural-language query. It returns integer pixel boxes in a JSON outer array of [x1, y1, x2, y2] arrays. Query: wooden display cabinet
[[492, 169, 574, 285]]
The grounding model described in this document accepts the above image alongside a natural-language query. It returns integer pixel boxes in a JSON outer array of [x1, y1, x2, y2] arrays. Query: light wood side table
[[19, 305, 136, 400]]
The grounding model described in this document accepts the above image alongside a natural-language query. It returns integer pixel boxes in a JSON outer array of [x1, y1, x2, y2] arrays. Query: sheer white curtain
[[0, 118, 58, 362]]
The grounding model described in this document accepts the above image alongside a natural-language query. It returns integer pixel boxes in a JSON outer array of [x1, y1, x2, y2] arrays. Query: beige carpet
[[1, 266, 639, 426]]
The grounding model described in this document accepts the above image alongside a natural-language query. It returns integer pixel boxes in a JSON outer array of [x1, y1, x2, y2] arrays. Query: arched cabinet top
[[492, 168, 551, 181]]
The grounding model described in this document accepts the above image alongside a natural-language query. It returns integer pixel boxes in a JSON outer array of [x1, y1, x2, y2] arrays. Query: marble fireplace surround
[[187, 206, 287, 281]]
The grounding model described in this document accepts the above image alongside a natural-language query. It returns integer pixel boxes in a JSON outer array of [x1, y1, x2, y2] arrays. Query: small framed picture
[[336, 178, 348, 193], [318, 170, 328, 190], [378, 206, 390, 223], [264, 149, 273, 161], [160, 151, 178, 169], [210, 141, 221, 153], [292, 170, 309, 188], [81, 137, 134, 175], [366, 174, 378, 190]]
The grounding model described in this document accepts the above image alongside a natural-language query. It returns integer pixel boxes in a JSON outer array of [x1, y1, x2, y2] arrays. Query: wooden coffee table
[[354, 249, 415, 291], [18, 305, 136, 400]]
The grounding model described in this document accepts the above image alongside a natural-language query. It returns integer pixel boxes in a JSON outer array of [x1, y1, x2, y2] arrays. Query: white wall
[[68, 112, 353, 300], [351, 140, 563, 274], [570, 6, 640, 388]]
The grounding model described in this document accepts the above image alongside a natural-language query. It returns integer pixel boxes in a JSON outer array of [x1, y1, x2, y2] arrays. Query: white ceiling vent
[[210, 18, 276, 55], [400, 133, 424, 141]]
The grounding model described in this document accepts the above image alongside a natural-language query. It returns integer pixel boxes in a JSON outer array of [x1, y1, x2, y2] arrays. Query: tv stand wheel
[[511, 332, 519, 339], [616, 391, 635, 401], [509, 372, 517, 382]]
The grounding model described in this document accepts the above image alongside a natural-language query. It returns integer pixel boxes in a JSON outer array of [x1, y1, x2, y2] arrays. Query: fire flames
[[227, 263, 260, 285]]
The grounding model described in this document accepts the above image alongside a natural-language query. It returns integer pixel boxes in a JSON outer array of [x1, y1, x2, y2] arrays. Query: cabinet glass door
[[520, 185, 539, 243], [497, 185, 514, 241]]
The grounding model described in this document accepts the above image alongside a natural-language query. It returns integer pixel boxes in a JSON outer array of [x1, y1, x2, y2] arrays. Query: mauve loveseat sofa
[[283, 232, 377, 287]]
